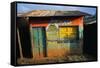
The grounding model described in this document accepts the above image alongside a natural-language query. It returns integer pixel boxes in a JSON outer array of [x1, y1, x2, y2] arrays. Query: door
[[32, 27, 47, 59]]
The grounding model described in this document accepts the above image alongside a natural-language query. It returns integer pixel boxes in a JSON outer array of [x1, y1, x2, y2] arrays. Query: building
[[17, 10, 90, 61]]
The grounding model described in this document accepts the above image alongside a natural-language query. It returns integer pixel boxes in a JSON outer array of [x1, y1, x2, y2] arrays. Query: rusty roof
[[17, 10, 91, 17]]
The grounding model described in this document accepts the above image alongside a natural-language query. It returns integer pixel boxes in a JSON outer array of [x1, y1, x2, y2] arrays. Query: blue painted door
[[32, 27, 46, 59]]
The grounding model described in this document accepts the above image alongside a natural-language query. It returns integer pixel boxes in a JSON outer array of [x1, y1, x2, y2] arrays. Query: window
[[59, 26, 78, 40]]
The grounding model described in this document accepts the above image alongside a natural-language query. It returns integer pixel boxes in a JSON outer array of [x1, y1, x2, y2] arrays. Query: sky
[[17, 3, 96, 15]]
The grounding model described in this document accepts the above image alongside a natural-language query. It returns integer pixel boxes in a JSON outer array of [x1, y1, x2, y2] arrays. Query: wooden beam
[[17, 28, 23, 59]]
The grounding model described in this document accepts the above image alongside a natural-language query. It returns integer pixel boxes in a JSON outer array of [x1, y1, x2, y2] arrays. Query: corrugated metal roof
[[17, 10, 91, 17]]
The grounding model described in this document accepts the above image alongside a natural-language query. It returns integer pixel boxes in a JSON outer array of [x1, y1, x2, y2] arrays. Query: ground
[[17, 54, 95, 65]]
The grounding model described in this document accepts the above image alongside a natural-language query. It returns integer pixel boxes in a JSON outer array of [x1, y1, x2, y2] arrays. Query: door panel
[[32, 27, 46, 59]]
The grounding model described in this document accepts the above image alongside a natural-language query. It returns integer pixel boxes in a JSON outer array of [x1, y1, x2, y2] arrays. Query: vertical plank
[[29, 24, 34, 59], [42, 28, 47, 57], [32, 28, 40, 58], [17, 28, 23, 59], [38, 28, 43, 58]]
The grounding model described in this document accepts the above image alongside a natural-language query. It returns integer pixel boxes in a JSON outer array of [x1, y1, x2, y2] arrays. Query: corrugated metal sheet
[[17, 10, 91, 17]]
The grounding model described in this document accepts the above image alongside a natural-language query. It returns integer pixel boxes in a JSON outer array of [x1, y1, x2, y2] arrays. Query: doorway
[[31, 27, 47, 59]]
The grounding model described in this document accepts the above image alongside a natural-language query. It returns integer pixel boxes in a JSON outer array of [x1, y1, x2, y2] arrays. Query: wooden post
[[17, 28, 23, 59], [29, 24, 34, 59]]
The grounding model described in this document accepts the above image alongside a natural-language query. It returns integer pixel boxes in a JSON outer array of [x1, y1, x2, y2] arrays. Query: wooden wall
[[30, 16, 83, 59]]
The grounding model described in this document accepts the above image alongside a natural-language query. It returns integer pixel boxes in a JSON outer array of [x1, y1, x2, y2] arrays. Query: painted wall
[[30, 16, 83, 59]]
